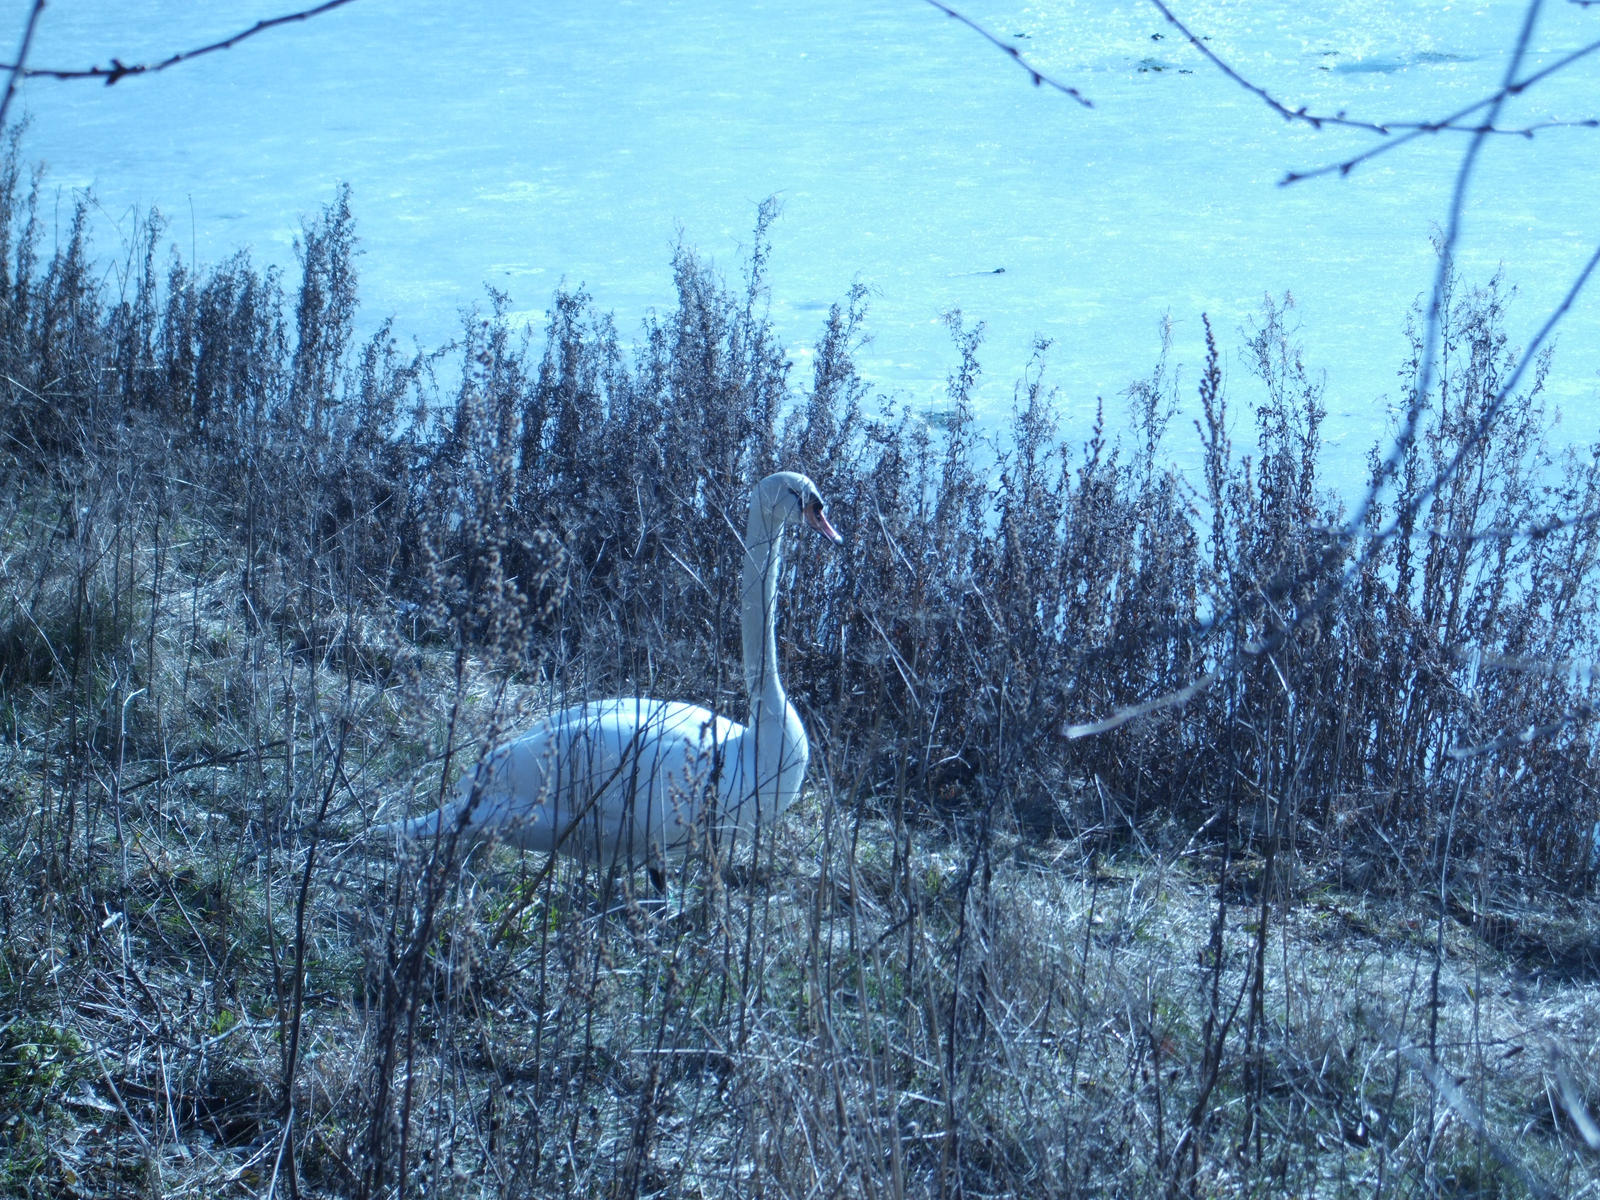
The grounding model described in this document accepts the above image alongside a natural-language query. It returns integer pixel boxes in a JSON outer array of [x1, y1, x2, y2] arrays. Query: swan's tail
[[367, 798, 473, 844], [368, 775, 539, 847]]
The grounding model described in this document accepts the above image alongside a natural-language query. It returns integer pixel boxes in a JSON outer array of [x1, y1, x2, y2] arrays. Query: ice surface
[[14, 0, 1600, 493]]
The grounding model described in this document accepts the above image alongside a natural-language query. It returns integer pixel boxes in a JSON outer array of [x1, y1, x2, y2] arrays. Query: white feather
[[376, 470, 841, 868]]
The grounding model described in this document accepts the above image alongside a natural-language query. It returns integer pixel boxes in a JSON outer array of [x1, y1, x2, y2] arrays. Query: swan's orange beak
[[805, 504, 844, 545]]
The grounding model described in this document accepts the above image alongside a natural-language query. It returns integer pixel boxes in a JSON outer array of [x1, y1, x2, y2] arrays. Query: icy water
[[13, 1, 1600, 488]]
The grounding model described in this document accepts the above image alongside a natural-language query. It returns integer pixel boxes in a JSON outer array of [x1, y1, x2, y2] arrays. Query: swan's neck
[[741, 507, 785, 715]]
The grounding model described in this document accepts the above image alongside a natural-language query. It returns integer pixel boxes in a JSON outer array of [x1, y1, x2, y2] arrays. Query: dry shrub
[[2, 135, 1598, 1198]]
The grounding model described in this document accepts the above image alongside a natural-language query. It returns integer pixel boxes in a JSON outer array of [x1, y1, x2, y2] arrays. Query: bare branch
[[1311, 501, 1600, 547], [1441, 640, 1598, 760], [1063, 667, 1222, 739], [0, 0, 359, 86], [1385, 116, 1600, 137], [1144, 1, 1600, 184], [920, 0, 1092, 107], [1446, 711, 1591, 760], [1146, 0, 1379, 134], [1284, 36, 1600, 184], [1455, 645, 1599, 686], [0, 0, 44, 129], [1385, 1025, 1561, 1200], [1300, 1, 1547, 660]]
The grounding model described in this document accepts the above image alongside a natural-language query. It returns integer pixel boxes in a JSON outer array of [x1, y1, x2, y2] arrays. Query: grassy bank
[[1, 139, 1598, 1197]]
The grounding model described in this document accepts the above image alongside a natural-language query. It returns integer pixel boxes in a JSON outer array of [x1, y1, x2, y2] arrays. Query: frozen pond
[[13, 0, 1600, 489]]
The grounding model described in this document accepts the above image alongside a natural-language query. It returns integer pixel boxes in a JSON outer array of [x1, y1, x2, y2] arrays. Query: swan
[[377, 471, 842, 874]]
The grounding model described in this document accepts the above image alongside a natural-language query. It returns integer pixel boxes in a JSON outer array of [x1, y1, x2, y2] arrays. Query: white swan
[[378, 471, 842, 872]]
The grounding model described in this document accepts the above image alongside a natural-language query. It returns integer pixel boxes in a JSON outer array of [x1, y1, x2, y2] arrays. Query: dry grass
[[9, 674, 1599, 1199], [2, 137, 1599, 1197]]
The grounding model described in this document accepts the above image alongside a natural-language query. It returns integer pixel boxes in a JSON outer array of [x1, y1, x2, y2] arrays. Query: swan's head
[[757, 471, 844, 545]]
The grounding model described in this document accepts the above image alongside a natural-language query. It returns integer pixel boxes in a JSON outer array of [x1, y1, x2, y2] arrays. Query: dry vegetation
[[2, 134, 1599, 1198]]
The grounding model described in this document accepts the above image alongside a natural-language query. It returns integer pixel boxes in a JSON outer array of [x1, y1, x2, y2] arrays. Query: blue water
[[13, 0, 1600, 488]]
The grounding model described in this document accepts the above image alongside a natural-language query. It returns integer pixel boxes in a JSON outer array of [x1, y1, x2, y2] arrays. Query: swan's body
[[379, 471, 841, 869]]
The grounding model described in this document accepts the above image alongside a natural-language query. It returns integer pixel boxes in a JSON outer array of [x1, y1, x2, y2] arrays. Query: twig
[[0, 0, 43, 129], [121, 738, 288, 794], [1385, 1023, 1559, 1200], [1, 0, 359, 87], [921, 0, 1092, 107], [1285, 36, 1600, 184], [1555, 1064, 1600, 1149], [1311, 499, 1600, 546], [1063, 667, 1221, 740], [1446, 705, 1593, 760], [1147, 0, 1384, 133], [1145, 0, 1600, 187]]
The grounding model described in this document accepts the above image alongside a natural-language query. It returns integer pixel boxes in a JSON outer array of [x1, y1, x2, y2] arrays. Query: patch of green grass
[[0, 1016, 92, 1193]]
